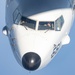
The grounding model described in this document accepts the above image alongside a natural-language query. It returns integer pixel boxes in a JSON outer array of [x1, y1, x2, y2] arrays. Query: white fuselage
[[3, 0, 75, 71], [10, 8, 73, 70]]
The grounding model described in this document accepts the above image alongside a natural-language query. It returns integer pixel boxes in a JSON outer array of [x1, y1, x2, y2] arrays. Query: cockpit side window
[[13, 8, 21, 24], [54, 15, 64, 31]]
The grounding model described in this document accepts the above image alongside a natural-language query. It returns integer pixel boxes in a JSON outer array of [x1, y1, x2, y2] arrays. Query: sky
[[0, 0, 75, 75]]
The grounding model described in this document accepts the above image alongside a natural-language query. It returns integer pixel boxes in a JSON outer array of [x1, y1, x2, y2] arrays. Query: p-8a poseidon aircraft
[[2, 0, 75, 71]]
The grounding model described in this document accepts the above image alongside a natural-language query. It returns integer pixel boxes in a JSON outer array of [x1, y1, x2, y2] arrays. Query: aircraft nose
[[22, 52, 41, 71]]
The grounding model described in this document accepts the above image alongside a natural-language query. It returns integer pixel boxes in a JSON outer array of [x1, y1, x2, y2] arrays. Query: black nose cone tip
[[22, 52, 41, 71]]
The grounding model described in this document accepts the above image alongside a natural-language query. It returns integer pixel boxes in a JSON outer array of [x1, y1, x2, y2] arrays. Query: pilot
[[20, 16, 27, 25], [47, 23, 51, 27], [47, 22, 55, 30]]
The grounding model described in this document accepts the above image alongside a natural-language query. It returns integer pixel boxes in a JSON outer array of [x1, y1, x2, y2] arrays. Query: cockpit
[[19, 15, 64, 31], [20, 17, 36, 30], [13, 10, 64, 31]]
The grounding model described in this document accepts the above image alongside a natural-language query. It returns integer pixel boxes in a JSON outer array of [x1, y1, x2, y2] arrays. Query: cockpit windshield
[[13, 8, 64, 31], [20, 16, 36, 29], [38, 15, 64, 31], [19, 15, 64, 31], [38, 22, 54, 30]]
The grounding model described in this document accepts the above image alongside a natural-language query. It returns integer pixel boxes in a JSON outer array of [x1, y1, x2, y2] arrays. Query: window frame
[[54, 15, 64, 31], [13, 8, 21, 24]]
